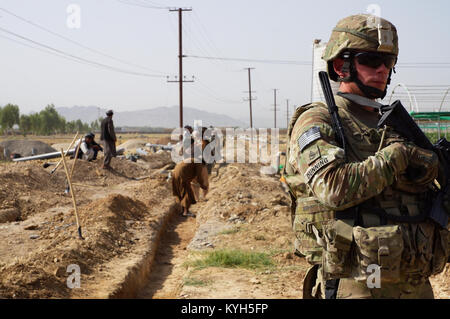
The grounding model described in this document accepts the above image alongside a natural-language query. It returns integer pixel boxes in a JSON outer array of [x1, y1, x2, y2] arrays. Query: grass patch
[[219, 226, 241, 235], [189, 249, 274, 270], [183, 277, 210, 287]]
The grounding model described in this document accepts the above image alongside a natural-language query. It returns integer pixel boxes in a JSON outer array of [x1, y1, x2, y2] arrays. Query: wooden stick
[[70, 138, 82, 178], [60, 149, 83, 239], [51, 132, 79, 174]]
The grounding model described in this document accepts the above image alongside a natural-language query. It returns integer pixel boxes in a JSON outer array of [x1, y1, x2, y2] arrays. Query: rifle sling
[[337, 92, 384, 110]]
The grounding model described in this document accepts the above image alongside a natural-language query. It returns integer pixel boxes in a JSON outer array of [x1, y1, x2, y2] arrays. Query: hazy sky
[[1, 0, 449, 127]]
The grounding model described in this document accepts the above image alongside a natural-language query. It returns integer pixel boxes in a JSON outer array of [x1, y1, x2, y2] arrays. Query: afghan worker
[[76, 133, 103, 161], [171, 141, 209, 217], [100, 109, 117, 170]]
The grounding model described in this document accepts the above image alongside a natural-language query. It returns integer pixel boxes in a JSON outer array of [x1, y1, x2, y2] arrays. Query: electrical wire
[[0, 7, 166, 74], [0, 26, 167, 78], [187, 54, 450, 69], [187, 54, 311, 65]]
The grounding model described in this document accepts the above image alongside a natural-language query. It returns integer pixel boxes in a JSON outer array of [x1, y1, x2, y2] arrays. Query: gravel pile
[[0, 140, 56, 157]]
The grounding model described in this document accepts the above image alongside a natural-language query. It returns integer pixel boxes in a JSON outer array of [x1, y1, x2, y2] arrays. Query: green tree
[[29, 113, 41, 135], [0, 104, 20, 133], [39, 104, 63, 135], [75, 119, 84, 132], [66, 121, 76, 134], [19, 114, 32, 136]]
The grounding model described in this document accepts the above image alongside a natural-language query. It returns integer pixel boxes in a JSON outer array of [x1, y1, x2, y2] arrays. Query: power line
[[195, 79, 241, 104], [188, 85, 241, 105], [192, 12, 224, 60], [0, 33, 88, 66], [0, 7, 166, 74], [181, 18, 229, 72], [187, 55, 450, 68], [0, 26, 166, 78], [187, 55, 311, 65]]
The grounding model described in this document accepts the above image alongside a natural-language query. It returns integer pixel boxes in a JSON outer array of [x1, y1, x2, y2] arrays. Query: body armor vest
[[283, 98, 449, 283]]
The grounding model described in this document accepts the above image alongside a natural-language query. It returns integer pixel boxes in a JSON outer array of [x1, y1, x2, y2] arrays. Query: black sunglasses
[[354, 52, 397, 69]]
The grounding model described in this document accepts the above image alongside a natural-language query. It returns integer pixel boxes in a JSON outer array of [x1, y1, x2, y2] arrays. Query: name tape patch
[[298, 126, 321, 152], [304, 154, 335, 182]]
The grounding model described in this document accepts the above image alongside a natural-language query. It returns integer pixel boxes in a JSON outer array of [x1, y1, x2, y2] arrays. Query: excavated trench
[[108, 205, 197, 299], [137, 214, 197, 298]]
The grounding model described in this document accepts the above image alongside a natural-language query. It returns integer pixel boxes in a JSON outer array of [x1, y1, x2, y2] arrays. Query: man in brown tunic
[[100, 110, 117, 169], [172, 160, 209, 217]]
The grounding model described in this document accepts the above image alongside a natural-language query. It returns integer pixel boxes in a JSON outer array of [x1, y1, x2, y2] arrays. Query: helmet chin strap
[[338, 55, 393, 100], [354, 76, 388, 99]]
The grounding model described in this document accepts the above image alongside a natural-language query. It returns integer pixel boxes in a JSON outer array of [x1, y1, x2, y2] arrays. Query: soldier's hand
[[378, 142, 410, 175], [393, 146, 439, 193]]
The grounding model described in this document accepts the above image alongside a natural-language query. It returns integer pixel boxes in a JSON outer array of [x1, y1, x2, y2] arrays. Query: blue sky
[[1, 0, 449, 127]]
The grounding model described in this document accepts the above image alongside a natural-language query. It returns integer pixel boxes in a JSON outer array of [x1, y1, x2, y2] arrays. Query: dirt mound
[[0, 162, 68, 220], [51, 143, 71, 151], [154, 136, 172, 145], [82, 194, 147, 224], [0, 140, 56, 157], [117, 139, 148, 151], [67, 156, 151, 185], [139, 152, 173, 169], [196, 163, 290, 224], [0, 194, 151, 298]]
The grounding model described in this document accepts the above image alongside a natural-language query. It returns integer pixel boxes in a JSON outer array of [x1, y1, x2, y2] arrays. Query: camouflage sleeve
[[289, 105, 409, 211]]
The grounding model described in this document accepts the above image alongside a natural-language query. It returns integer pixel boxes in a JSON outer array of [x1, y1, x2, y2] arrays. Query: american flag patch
[[298, 126, 321, 151]]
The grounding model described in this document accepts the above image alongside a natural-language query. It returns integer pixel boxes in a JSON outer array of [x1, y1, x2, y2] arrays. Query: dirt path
[[138, 214, 197, 299]]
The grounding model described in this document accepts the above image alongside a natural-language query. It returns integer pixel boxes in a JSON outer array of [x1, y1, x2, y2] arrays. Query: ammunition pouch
[[353, 225, 404, 284], [292, 196, 335, 265], [321, 219, 354, 280], [318, 221, 449, 285]]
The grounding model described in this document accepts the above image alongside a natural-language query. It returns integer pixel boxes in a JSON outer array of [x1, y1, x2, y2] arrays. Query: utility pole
[[168, 7, 193, 130], [271, 89, 279, 128], [243, 67, 256, 128], [286, 99, 290, 129]]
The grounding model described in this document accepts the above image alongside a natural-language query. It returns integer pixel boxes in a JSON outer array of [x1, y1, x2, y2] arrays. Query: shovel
[[60, 149, 84, 240], [49, 132, 79, 174]]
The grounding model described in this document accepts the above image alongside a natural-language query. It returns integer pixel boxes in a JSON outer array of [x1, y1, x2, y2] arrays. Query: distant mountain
[[56, 106, 107, 124], [56, 105, 248, 128]]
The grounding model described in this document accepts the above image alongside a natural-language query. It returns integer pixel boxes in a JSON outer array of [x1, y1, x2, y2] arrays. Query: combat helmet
[[322, 14, 399, 99]]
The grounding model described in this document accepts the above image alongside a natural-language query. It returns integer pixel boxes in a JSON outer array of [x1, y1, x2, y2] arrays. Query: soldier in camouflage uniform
[[284, 14, 449, 299]]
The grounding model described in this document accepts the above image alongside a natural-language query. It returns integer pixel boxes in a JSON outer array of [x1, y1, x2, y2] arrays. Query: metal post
[[169, 7, 192, 129], [178, 9, 183, 129]]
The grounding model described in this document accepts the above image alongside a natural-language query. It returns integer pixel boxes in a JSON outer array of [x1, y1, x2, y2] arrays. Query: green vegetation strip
[[189, 249, 274, 270], [183, 277, 210, 287]]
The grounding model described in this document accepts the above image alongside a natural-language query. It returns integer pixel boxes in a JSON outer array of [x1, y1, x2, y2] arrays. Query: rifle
[[378, 100, 450, 228], [318, 71, 347, 160]]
